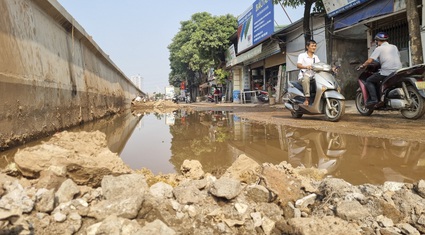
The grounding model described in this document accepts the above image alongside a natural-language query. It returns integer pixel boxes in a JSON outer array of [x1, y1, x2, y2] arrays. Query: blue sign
[[237, 0, 274, 53], [323, 0, 370, 17]]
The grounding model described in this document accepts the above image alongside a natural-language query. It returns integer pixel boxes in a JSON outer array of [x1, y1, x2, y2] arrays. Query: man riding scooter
[[297, 39, 321, 106], [359, 32, 402, 107]]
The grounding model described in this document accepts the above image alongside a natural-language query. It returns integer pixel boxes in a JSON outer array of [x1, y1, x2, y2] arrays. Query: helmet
[[374, 32, 389, 41]]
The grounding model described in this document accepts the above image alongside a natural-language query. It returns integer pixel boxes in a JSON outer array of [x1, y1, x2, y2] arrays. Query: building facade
[[225, 0, 424, 102]]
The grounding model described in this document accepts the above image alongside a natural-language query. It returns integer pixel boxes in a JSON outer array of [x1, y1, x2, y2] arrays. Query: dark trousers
[[214, 94, 219, 103], [365, 73, 386, 102]]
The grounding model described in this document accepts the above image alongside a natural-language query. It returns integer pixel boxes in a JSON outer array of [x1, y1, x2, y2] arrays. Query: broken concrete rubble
[[1, 130, 425, 234]]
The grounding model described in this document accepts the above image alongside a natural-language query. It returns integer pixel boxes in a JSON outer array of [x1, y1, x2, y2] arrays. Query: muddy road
[[182, 101, 425, 144], [0, 100, 424, 234]]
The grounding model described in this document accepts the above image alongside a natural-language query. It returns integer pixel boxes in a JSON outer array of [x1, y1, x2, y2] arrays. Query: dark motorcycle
[[355, 62, 425, 119], [172, 95, 179, 104], [207, 95, 215, 102], [257, 90, 269, 103]]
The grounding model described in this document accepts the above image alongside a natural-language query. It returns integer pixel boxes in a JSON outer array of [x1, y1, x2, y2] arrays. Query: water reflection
[[122, 110, 424, 185], [167, 110, 236, 175], [285, 128, 346, 175], [339, 136, 425, 185], [1, 109, 424, 186], [120, 113, 174, 174]]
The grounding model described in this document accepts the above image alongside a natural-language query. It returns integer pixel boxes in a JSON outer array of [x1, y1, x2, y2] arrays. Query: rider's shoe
[[366, 100, 378, 108]]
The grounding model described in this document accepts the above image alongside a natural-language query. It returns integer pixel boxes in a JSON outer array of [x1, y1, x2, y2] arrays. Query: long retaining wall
[[0, 0, 143, 149]]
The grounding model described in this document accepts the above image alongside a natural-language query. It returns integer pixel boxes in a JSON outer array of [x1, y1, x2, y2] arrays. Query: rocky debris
[[13, 131, 132, 187], [1, 131, 425, 234]]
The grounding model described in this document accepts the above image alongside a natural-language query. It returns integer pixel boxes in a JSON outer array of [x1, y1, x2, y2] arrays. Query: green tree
[[214, 68, 230, 85], [168, 12, 237, 89]]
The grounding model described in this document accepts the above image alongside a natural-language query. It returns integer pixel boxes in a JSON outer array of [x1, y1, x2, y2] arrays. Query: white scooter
[[283, 62, 345, 122]]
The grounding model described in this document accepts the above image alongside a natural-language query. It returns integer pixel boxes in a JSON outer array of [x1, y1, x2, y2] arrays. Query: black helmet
[[374, 32, 389, 41]]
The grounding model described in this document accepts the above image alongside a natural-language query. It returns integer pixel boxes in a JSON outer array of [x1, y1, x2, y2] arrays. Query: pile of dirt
[[131, 99, 188, 114]]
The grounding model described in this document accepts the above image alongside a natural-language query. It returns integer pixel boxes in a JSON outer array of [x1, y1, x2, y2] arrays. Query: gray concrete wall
[[0, 0, 143, 149], [331, 38, 368, 99]]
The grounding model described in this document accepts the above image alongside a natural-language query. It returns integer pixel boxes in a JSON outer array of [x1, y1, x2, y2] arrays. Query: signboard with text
[[323, 0, 370, 17], [237, 0, 274, 54]]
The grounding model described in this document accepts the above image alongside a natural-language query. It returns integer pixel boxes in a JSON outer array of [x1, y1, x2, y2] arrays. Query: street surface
[[184, 100, 425, 143]]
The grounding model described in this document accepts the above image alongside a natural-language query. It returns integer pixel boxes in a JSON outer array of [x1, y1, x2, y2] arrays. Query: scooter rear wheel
[[355, 92, 374, 116]]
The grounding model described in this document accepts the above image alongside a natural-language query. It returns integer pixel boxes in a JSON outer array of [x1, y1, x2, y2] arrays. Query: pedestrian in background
[[213, 87, 220, 104]]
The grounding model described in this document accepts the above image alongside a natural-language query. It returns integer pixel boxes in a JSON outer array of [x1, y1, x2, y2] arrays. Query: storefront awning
[[334, 0, 394, 30]]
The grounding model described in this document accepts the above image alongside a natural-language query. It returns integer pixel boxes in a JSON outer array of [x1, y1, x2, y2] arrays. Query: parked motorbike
[[257, 90, 269, 103], [172, 95, 178, 104], [355, 62, 425, 119], [207, 95, 215, 102], [185, 94, 191, 103], [283, 62, 345, 122]]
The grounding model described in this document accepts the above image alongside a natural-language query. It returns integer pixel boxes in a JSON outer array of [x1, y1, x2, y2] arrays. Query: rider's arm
[[360, 58, 374, 68], [297, 63, 302, 69], [297, 63, 312, 70]]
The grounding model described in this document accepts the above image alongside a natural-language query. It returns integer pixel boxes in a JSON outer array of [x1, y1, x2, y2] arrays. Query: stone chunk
[[139, 219, 176, 235], [295, 193, 317, 209], [101, 174, 148, 200], [209, 177, 242, 200], [150, 182, 173, 199], [336, 200, 370, 221], [173, 182, 203, 204], [35, 188, 55, 213], [180, 160, 204, 180], [246, 184, 270, 203], [55, 179, 80, 204], [415, 180, 425, 198]]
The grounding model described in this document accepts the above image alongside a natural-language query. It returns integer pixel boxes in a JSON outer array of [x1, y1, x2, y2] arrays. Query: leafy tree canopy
[[273, 0, 324, 43], [168, 12, 237, 88]]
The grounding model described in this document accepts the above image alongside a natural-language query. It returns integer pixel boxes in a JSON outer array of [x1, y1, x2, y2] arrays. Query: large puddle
[[120, 110, 425, 185], [1, 109, 424, 186]]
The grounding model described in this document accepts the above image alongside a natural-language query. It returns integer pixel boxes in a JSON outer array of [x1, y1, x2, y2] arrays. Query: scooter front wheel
[[291, 111, 303, 118], [401, 86, 425, 119], [355, 92, 373, 116], [324, 99, 345, 122]]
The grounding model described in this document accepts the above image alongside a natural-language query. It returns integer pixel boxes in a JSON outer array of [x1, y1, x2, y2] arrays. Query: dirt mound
[[131, 99, 183, 114]]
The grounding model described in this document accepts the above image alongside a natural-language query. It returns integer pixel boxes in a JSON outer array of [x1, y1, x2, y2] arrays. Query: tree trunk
[[406, 0, 423, 65], [303, 0, 315, 44]]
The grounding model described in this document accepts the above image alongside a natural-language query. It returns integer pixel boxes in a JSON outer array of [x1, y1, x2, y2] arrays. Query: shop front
[[241, 42, 285, 103]]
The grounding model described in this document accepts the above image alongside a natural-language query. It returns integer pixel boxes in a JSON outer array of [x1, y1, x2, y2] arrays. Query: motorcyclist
[[297, 39, 320, 106], [359, 32, 402, 107]]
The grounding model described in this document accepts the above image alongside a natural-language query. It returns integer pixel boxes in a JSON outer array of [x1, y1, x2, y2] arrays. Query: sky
[[56, 0, 304, 94]]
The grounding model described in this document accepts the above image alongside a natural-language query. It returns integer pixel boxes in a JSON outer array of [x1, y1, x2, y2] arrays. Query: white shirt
[[297, 52, 320, 80], [370, 42, 402, 76]]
